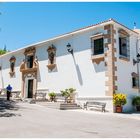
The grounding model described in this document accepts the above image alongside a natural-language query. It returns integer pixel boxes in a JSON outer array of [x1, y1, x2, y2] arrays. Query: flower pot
[[115, 106, 123, 113], [136, 106, 140, 111], [50, 97, 55, 102]]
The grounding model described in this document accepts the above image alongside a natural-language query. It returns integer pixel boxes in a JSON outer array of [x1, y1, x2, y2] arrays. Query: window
[[119, 37, 129, 57], [47, 45, 57, 71], [9, 56, 16, 77], [26, 55, 34, 68], [10, 61, 15, 72], [132, 77, 139, 88], [20, 47, 38, 73], [118, 29, 130, 60], [92, 38, 104, 55], [131, 72, 139, 88], [47, 45, 56, 65]]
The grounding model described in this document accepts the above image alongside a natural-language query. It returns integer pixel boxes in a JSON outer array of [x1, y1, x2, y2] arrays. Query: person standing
[[6, 84, 12, 101]]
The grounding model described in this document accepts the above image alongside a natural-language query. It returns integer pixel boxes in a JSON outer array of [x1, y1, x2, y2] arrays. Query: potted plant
[[132, 96, 140, 111], [113, 93, 127, 113], [60, 89, 70, 103], [48, 92, 56, 102], [60, 88, 76, 103], [69, 88, 76, 103]]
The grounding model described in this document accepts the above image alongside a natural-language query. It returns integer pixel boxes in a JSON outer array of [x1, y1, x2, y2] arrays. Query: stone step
[[60, 106, 81, 110], [37, 102, 81, 110], [22, 98, 36, 104], [46, 103, 79, 107]]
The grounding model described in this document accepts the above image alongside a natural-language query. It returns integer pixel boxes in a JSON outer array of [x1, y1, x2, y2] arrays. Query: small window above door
[[26, 55, 34, 68]]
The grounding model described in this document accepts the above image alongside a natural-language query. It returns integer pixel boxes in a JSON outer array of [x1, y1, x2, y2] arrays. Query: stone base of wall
[[76, 96, 113, 112], [10, 89, 49, 101], [11, 91, 22, 100], [35, 89, 49, 101], [122, 95, 137, 112]]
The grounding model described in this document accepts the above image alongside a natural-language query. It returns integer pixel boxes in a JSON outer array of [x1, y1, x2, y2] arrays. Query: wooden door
[[28, 79, 33, 98]]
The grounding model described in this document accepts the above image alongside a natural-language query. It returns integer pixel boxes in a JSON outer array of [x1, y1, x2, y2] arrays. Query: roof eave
[[0, 19, 138, 59], [0, 19, 114, 58]]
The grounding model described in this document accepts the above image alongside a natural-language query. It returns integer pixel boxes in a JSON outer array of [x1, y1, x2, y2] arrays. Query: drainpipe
[[136, 37, 140, 95], [0, 61, 4, 90]]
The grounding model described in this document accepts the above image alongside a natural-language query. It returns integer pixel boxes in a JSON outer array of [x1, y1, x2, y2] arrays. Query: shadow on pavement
[[0, 97, 21, 117], [120, 112, 140, 115]]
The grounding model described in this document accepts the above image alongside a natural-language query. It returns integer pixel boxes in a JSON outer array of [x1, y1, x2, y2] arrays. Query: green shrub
[[69, 88, 76, 93], [132, 96, 140, 106], [48, 92, 56, 98], [60, 88, 76, 103], [60, 88, 76, 98], [60, 89, 70, 98]]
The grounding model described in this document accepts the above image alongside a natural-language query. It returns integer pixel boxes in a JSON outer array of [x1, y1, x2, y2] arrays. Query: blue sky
[[0, 2, 140, 51]]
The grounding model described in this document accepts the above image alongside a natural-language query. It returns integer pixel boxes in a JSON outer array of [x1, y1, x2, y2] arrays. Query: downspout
[[0, 58, 4, 89], [136, 37, 140, 95]]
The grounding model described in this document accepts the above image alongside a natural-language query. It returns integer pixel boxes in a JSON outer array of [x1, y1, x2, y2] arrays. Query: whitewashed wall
[[115, 25, 140, 112], [0, 50, 24, 91], [1, 23, 140, 112], [36, 27, 107, 98], [0, 26, 107, 100]]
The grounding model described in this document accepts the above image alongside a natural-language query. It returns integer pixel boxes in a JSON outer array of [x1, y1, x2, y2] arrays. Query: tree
[[0, 46, 8, 55], [3, 45, 7, 51]]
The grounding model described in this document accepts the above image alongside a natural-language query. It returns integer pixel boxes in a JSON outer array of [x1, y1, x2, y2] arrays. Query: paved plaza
[[0, 98, 140, 138]]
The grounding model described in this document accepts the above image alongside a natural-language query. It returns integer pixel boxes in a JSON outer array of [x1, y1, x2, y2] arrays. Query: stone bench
[[11, 91, 22, 100], [35, 89, 49, 101], [84, 101, 106, 112]]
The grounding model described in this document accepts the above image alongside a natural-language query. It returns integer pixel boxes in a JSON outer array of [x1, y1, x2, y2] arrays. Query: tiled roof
[[63, 18, 113, 35], [58, 18, 138, 36]]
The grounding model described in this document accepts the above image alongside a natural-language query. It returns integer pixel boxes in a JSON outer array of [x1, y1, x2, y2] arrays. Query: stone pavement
[[0, 98, 20, 117], [37, 100, 140, 120], [0, 99, 140, 138], [68, 109, 140, 121]]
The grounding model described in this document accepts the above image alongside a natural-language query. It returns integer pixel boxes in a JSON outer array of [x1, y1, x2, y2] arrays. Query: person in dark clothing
[[6, 84, 12, 101]]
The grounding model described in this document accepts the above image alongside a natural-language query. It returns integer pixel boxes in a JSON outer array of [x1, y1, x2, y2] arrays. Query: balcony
[[47, 63, 56, 71], [9, 71, 15, 77], [91, 54, 104, 64], [20, 61, 38, 74]]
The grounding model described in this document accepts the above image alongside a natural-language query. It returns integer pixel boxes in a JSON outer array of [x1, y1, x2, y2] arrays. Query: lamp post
[[66, 43, 73, 55]]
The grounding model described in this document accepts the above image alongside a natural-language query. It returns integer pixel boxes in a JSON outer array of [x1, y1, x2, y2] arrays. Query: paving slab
[[0, 101, 140, 138]]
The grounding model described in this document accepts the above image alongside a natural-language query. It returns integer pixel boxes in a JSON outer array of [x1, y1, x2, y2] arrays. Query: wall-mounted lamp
[[133, 53, 140, 65], [66, 43, 73, 55]]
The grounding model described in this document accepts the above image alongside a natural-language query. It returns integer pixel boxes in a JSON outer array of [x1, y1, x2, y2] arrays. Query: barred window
[[91, 38, 104, 55], [132, 77, 139, 88], [119, 31, 130, 59], [9, 56, 16, 77], [10, 62, 15, 72], [26, 55, 34, 68]]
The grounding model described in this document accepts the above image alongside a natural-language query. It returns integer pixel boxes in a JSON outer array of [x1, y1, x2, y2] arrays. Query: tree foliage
[[0, 46, 8, 55]]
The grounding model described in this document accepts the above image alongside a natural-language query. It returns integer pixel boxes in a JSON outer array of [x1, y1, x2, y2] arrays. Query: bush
[[69, 88, 76, 94], [60, 88, 76, 103], [48, 92, 56, 102], [48, 92, 56, 98], [60, 88, 76, 98], [132, 96, 140, 106], [113, 93, 127, 106]]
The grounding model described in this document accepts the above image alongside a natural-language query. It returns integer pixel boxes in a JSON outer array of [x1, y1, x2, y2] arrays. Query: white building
[[0, 18, 140, 112]]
